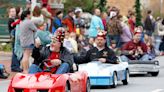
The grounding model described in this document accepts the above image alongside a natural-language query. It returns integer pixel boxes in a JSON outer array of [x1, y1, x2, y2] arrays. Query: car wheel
[[122, 70, 129, 85], [65, 83, 70, 92], [111, 72, 117, 88], [149, 71, 159, 76], [86, 78, 91, 92]]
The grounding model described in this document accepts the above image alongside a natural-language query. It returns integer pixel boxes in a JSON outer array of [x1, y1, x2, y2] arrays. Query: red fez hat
[[134, 26, 143, 35], [97, 30, 107, 39], [52, 28, 65, 43]]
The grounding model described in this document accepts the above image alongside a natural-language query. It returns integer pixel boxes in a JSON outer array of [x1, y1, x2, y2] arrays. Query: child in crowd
[[109, 40, 121, 56], [144, 35, 156, 60], [63, 31, 78, 53], [35, 22, 52, 46]]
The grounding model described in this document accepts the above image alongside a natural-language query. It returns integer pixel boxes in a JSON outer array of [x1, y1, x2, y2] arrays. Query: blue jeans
[[11, 33, 21, 70], [29, 63, 70, 74], [28, 64, 42, 74], [154, 35, 162, 52], [55, 63, 70, 74], [120, 54, 149, 62]]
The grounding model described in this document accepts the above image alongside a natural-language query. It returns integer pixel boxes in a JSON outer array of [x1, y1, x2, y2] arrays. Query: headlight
[[154, 61, 159, 65]]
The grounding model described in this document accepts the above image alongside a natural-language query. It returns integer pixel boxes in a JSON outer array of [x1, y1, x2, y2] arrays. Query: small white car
[[79, 59, 129, 88]]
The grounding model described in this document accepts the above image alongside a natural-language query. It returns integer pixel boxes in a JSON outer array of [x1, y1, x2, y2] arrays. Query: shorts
[[22, 44, 34, 50]]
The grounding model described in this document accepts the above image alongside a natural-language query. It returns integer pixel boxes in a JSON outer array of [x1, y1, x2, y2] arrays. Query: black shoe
[[11, 68, 23, 72], [0, 74, 8, 79]]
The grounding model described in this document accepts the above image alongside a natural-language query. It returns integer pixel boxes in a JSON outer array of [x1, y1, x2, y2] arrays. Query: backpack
[[0, 64, 9, 79]]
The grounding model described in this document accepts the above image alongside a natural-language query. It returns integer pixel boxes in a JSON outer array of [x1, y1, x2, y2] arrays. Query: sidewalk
[[0, 51, 16, 81]]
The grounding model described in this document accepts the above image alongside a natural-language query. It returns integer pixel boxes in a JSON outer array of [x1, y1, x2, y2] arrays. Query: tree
[[97, 0, 107, 12], [63, 0, 94, 13], [134, 0, 142, 27]]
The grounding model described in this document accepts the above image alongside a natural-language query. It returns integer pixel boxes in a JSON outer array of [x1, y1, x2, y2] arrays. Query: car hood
[[79, 61, 128, 77], [12, 72, 61, 89]]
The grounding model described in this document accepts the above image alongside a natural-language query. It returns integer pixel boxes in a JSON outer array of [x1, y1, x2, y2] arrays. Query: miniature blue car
[[79, 59, 129, 88]]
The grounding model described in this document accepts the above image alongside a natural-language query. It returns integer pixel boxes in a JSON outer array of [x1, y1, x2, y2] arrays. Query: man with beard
[[121, 29, 149, 61], [29, 29, 74, 74], [76, 31, 118, 64]]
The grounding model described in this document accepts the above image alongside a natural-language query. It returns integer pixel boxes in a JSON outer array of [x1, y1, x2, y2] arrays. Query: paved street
[[91, 56, 164, 92], [0, 53, 164, 92]]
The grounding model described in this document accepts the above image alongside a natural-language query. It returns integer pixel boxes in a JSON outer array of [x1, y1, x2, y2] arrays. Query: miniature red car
[[8, 71, 90, 92]]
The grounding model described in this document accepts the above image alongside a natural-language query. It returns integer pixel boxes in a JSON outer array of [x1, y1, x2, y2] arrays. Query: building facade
[[107, 0, 164, 17]]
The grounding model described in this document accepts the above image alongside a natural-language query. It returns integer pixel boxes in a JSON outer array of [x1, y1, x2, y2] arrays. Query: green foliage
[[135, 0, 142, 27], [63, 0, 94, 13], [0, 43, 12, 52], [97, 0, 107, 12]]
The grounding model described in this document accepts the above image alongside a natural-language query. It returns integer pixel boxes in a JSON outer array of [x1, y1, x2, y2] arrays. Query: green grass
[[0, 43, 12, 52]]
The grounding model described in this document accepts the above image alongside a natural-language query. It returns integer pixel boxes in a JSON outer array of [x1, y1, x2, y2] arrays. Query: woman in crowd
[[19, 10, 38, 73], [31, 5, 44, 27]]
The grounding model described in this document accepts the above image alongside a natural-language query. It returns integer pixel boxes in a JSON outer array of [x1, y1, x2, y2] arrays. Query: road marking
[[152, 89, 164, 92]]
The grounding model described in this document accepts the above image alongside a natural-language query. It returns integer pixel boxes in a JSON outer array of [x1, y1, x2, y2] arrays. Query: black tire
[[14, 89, 23, 92], [65, 82, 70, 92], [111, 72, 117, 88], [122, 70, 129, 85], [149, 71, 159, 76], [86, 78, 91, 92]]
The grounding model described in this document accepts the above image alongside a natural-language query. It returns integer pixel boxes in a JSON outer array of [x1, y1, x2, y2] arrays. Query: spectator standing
[[8, 7, 16, 37], [19, 10, 38, 73], [62, 8, 76, 33], [144, 10, 155, 37], [52, 11, 63, 34], [8, 7, 23, 72], [128, 12, 136, 34], [13, 7, 23, 71], [107, 11, 123, 48], [74, 8, 85, 35], [119, 15, 133, 46], [25, 0, 32, 11], [88, 8, 104, 38], [31, 6, 44, 27], [101, 12, 108, 31], [157, 19, 164, 36], [159, 36, 164, 55], [155, 18, 164, 54], [41, 2, 53, 31]]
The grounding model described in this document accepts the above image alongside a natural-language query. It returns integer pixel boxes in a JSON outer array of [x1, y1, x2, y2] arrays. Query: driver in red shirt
[[121, 29, 149, 61]]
